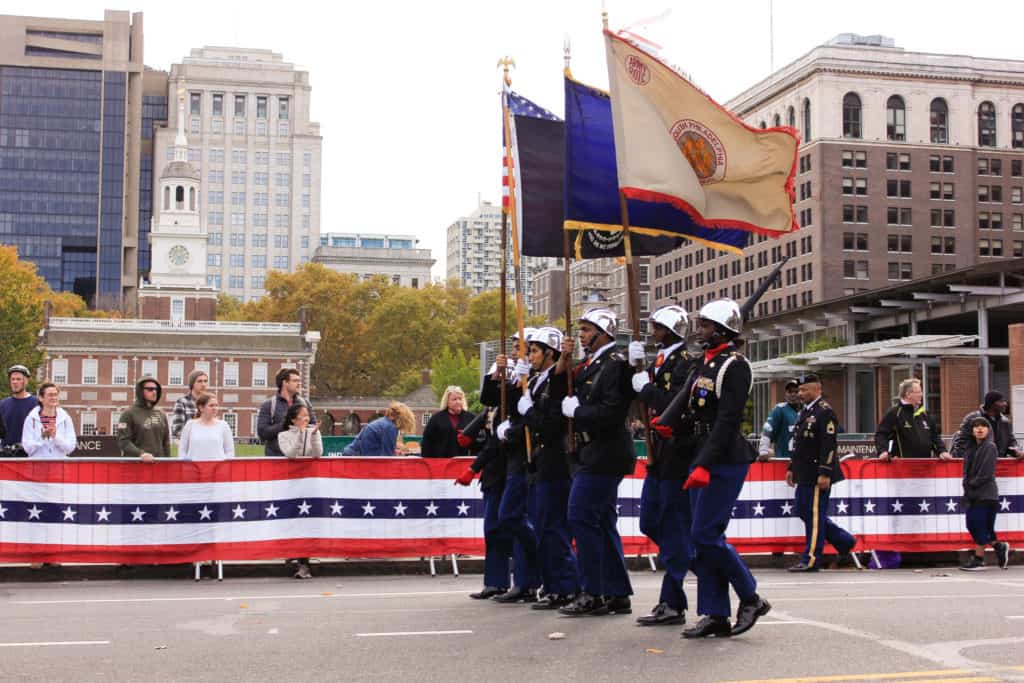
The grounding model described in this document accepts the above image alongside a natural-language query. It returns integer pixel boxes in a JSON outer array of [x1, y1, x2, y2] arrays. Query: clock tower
[[139, 89, 217, 321]]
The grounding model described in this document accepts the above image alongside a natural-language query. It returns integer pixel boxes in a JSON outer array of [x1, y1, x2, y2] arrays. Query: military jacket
[[789, 397, 844, 485], [637, 344, 699, 480], [687, 343, 757, 469]]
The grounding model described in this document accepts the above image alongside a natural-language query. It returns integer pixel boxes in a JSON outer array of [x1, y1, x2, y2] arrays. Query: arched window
[[189, 187, 196, 211], [162, 186, 170, 211], [773, 113, 781, 127], [175, 185, 184, 210], [886, 95, 906, 141], [978, 101, 996, 147], [802, 98, 811, 142], [930, 98, 948, 144], [1013, 104, 1024, 149], [787, 106, 795, 128], [759, 120, 767, 129], [842, 92, 862, 138]]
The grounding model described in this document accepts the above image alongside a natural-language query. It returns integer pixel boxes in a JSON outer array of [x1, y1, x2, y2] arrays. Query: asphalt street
[[1, 564, 1023, 682]]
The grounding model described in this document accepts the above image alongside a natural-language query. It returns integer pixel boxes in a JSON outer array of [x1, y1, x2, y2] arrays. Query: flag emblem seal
[[669, 119, 727, 185], [625, 55, 651, 86], [585, 229, 624, 252]]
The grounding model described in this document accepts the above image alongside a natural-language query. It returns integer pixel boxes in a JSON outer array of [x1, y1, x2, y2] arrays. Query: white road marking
[[355, 630, 472, 638], [1007, 616, 1024, 619], [14, 589, 467, 605], [779, 592, 1022, 603], [0, 640, 110, 648], [756, 620, 808, 625]]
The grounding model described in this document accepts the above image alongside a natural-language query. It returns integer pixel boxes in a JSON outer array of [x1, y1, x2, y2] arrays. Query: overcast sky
[[11, 1, 1024, 277]]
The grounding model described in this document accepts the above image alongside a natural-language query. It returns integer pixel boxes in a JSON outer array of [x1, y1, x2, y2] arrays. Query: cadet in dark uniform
[[786, 374, 856, 572], [481, 331, 540, 603], [676, 299, 770, 638], [514, 327, 580, 609], [557, 308, 634, 616], [629, 305, 697, 626]]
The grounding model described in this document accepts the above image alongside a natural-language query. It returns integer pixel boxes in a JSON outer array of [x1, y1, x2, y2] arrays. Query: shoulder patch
[[820, 401, 832, 411]]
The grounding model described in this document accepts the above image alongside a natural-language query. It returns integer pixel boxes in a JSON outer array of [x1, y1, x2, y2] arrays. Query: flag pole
[[563, 36, 576, 455], [499, 57, 533, 457], [618, 190, 653, 462]]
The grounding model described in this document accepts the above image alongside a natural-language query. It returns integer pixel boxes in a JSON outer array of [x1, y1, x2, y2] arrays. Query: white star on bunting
[[456, 501, 470, 516], [424, 501, 439, 516], [362, 501, 375, 516], [1000, 498, 1012, 511], [891, 500, 903, 513], [232, 504, 246, 519], [264, 503, 279, 518], [297, 501, 312, 516], [330, 501, 343, 516], [198, 505, 213, 521], [946, 499, 958, 512], [165, 506, 179, 521], [130, 507, 145, 522], [918, 500, 930, 513], [96, 507, 111, 522], [0, 502, 7, 519], [864, 500, 876, 513], [27, 505, 42, 520], [62, 506, 77, 521], [836, 500, 849, 514], [780, 501, 793, 516], [752, 502, 765, 517]]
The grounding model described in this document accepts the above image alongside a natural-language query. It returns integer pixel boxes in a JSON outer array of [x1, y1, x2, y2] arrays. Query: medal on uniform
[[654, 353, 665, 368]]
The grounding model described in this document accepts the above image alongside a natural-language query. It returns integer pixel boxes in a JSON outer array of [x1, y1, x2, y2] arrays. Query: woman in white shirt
[[179, 393, 235, 460], [22, 382, 76, 459]]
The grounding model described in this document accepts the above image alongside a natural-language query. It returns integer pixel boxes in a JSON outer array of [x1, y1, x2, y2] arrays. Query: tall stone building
[[154, 47, 322, 302], [315, 232, 434, 288], [651, 33, 1024, 321]]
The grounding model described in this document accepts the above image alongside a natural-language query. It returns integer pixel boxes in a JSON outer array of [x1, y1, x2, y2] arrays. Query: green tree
[[431, 346, 481, 412]]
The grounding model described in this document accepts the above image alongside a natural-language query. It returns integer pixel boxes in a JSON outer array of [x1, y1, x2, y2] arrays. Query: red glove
[[683, 466, 710, 490], [454, 467, 476, 486], [456, 431, 473, 449], [650, 416, 673, 439]]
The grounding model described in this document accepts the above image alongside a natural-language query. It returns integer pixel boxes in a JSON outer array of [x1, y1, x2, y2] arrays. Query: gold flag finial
[[563, 35, 571, 70], [497, 56, 516, 86]]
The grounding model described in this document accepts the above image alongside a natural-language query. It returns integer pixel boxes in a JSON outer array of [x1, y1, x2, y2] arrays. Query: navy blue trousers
[[639, 474, 660, 544], [482, 487, 514, 589], [966, 505, 998, 546], [794, 484, 856, 568], [534, 478, 579, 596], [498, 473, 539, 589], [657, 478, 692, 611], [567, 472, 633, 598], [689, 463, 757, 617]]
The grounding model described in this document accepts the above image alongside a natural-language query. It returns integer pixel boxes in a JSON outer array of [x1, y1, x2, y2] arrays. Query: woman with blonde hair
[[343, 401, 416, 456], [420, 386, 475, 458]]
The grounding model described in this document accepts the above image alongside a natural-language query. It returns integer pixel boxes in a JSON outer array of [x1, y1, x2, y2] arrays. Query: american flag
[[502, 87, 560, 215], [0, 459, 1020, 563]]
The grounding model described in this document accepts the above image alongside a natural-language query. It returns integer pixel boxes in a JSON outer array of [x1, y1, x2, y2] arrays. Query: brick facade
[[1010, 323, 1024, 387], [939, 357, 980, 436]]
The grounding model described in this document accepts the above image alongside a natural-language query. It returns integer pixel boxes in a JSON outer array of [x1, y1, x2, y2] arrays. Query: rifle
[[656, 256, 790, 428]]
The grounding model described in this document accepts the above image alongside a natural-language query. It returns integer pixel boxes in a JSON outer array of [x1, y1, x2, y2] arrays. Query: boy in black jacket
[[960, 417, 1011, 571]]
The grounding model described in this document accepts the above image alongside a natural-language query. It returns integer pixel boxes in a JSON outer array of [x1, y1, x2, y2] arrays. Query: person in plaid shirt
[[171, 370, 209, 439]]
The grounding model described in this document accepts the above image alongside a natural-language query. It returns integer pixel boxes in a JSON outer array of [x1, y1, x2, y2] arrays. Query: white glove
[[517, 394, 534, 415], [561, 395, 580, 418], [628, 341, 645, 365], [496, 420, 511, 441], [632, 371, 650, 393], [514, 359, 531, 378]]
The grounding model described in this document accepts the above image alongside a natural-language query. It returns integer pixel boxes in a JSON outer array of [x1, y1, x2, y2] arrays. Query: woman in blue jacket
[[343, 401, 416, 456]]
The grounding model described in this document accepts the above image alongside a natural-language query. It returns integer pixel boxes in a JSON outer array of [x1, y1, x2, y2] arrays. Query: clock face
[[168, 244, 190, 267]]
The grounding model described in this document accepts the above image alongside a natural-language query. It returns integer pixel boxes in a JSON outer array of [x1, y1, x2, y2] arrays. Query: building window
[[842, 232, 868, 251], [992, 159, 1003, 176], [1014, 240, 1024, 257], [190, 92, 201, 115], [886, 152, 910, 171], [170, 297, 185, 323], [212, 93, 223, 117], [887, 234, 912, 253], [273, 256, 290, 269], [230, 254, 245, 268], [842, 92, 861, 138], [230, 232, 246, 247], [887, 207, 912, 226], [842, 205, 868, 223], [168, 361, 184, 386], [142, 360, 158, 380], [257, 96, 268, 119], [787, 105, 795, 128], [82, 358, 98, 385], [886, 179, 911, 198], [802, 98, 811, 142], [930, 208, 955, 228], [886, 95, 906, 141], [112, 359, 128, 385], [843, 260, 869, 280], [229, 275, 244, 289], [929, 98, 949, 144], [887, 262, 912, 281], [252, 254, 267, 268], [841, 150, 867, 168], [978, 101, 997, 147], [80, 412, 97, 437], [1013, 187, 1023, 204], [52, 359, 68, 384], [223, 362, 239, 387], [223, 413, 237, 436], [931, 236, 956, 255]]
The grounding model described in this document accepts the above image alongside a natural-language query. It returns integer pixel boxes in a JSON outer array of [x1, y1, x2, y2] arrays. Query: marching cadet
[[673, 299, 770, 638], [786, 373, 857, 572], [513, 326, 580, 609], [480, 329, 541, 603], [628, 304, 697, 627], [557, 308, 634, 616]]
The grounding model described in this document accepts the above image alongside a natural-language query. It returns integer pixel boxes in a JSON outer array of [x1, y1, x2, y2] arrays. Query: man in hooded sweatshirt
[[117, 376, 170, 461]]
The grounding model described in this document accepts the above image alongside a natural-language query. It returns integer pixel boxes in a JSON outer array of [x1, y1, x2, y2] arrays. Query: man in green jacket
[[117, 377, 170, 461]]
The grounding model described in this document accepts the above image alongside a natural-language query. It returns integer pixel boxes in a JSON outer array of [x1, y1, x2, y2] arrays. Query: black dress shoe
[[469, 586, 506, 600], [636, 603, 685, 626], [787, 562, 819, 573], [682, 615, 731, 638], [531, 594, 574, 610], [558, 593, 605, 616], [592, 596, 631, 616], [493, 586, 538, 604], [731, 597, 771, 636]]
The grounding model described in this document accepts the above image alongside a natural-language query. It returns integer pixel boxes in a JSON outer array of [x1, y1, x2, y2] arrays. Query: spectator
[[257, 368, 316, 457], [179, 393, 235, 460], [22, 382, 76, 459], [171, 370, 210, 439], [1, 364, 39, 456], [960, 416, 1011, 571], [758, 380, 801, 462], [874, 378, 950, 460], [630, 418, 646, 440], [117, 377, 170, 462], [343, 401, 416, 456], [420, 385, 475, 458], [951, 391, 1021, 460], [278, 403, 323, 459]]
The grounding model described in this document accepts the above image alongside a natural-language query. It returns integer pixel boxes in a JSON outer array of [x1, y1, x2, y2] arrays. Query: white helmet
[[579, 307, 617, 337], [649, 305, 689, 339], [511, 327, 539, 342], [697, 299, 742, 335], [527, 326, 563, 352]]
